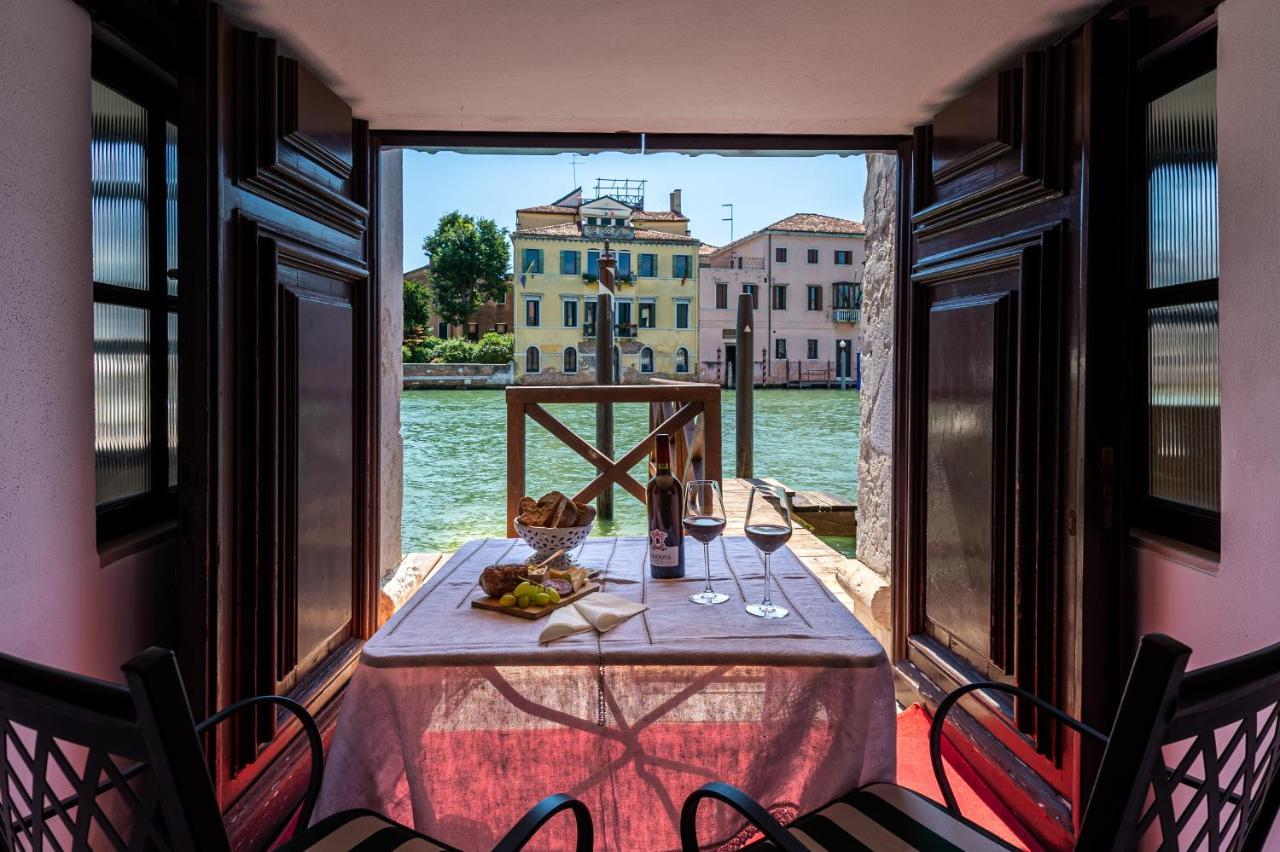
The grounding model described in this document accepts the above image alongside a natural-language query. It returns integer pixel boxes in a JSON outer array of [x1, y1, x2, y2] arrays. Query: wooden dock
[[744, 476, 857, 538]]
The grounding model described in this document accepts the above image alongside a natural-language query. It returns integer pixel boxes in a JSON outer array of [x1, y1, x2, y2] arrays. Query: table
[[313, 537, 895, 851]]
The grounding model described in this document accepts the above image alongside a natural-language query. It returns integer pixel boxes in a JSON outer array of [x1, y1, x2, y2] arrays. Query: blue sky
[[401, 151, 867, 272]]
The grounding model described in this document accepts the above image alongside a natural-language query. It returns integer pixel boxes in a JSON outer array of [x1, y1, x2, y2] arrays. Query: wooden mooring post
[[735, 291, 753, 478], [595, 242, 616, 520]]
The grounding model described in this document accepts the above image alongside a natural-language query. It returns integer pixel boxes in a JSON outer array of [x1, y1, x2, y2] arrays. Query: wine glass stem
[[762, 552, 773, 608], [702, 542, 713, 593]]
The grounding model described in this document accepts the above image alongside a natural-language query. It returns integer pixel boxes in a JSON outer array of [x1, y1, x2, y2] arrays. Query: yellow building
[[512, 184, 701, 384]]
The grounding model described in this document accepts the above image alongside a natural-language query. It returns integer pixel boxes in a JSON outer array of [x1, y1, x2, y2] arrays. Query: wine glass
[[744, 484, 793, 619], [684, 480, 729, 605]]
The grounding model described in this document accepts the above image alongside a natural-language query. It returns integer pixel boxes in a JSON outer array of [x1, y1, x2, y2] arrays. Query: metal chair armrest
[[195, 695, 325, 839], [679, 781, 806, 852], [928, 681, 1108, 816], [492, 792, 594, 852]]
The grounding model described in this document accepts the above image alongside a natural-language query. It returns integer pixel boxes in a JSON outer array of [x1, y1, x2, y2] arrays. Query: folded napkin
[[539, 592, 648, 644]]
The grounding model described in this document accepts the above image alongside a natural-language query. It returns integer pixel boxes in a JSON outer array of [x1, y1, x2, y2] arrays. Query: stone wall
[[403, 362, 514, 389], [855, 153, 897, 579]]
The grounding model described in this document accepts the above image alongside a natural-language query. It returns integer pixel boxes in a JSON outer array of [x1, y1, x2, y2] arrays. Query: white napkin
[[539, 592, 648, 644]]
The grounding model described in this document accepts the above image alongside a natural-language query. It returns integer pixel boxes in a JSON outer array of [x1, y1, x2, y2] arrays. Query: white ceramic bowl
[[515, 508, 595, 556]]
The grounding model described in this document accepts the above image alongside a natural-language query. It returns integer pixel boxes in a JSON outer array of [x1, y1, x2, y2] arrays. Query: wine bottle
[[647, 433, 685, 578]]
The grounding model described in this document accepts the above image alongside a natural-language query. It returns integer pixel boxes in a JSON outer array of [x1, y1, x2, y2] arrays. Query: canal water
[[402, 388, 860, 557]]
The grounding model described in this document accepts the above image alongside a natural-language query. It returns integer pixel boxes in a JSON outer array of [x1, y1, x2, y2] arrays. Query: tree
[[422, 212, 510, 328], [403, 277, 433, 334]]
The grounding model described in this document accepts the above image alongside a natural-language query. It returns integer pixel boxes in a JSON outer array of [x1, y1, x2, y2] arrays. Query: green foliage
[[472, 332, 514, 364], [403, 337, 442, 363], [434, 337, 476, 364], [403, 278, 433, 333], [422, 212, 511, 327]]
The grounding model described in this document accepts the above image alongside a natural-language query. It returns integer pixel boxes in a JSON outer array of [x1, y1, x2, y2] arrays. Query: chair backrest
[[1079, 633, 1280, 851], [0, 647, 229, 852]]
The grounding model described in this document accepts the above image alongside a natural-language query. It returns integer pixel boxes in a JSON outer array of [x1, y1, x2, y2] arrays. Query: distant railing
[[505, 383, 723, 536], [832, 307, 860, 323], [703, 256, 766, 270], [582, 224, 635, 240]]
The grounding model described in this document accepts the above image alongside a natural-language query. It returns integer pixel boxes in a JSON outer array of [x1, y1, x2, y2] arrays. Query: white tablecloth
[[314, 536, 895, 851]]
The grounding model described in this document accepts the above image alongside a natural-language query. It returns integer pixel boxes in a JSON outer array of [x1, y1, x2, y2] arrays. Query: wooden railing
[[505, 383, 722, 536]]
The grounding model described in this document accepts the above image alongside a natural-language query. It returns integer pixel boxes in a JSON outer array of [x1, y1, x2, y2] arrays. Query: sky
[[401, 151, 867, 272]]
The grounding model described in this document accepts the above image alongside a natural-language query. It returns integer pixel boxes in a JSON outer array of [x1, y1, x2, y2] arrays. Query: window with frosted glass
[[1139, 49, 1221, 548], [92, 68, 179, 537]]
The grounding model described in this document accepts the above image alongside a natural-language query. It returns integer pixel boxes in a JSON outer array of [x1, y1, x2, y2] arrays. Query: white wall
[[1134, 0, 1280, 671], [0, 0, 173, 681]]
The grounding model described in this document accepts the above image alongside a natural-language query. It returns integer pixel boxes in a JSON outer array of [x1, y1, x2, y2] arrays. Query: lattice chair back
[[1078, 633, 1280, 851], [0, 648, 230, 851]]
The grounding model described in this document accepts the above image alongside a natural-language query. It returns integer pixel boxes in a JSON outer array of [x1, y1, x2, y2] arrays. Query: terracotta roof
[[698, 244, 718, 255], [765, 213, 865, 235], [516, 204, 579, 214], [513, 222, 698, 243], [632, 210, 689, 222]]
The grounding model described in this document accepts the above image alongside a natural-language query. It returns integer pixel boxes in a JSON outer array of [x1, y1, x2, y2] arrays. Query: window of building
[[466, 322, 479, 341], [562, 298, 578, 328], [437, 321, 449, 338], [616, 299, 633, 333], [834, 250, 853, 265], [586, 250, 600, 278], [495, 322, 509, 334], [583, 301, 597, 337], [640, 347, 655, 373], [638, 253, 657, 277], [807, 285, 823, 311], [616, 251, 632, 277], [675, 348, 690, 373], [638, 299, 656, 329], [521, 247, 543, 274], [675, 300, 690, 329], [614, 217, 627, 227], [833, 282, 857, 309], [807, 339, 819, 359], [586, 217, 598, 225], [715, 281, 728, 310], [743, 284, 759, 310], [524, 296, 541, 327], [1135, 33, 1220, 550], [525, 346, 540, 373], [807, 248, 819, 264], [90, 67, 179, 540], [673, 255, 692, 278], [775, 247, 788, 263], [495, 286, 507, 305], [563, 347, 577, 374], [560, 250, 580, 275], [775, 338, 787, 360], [771, 285, 787, 311]]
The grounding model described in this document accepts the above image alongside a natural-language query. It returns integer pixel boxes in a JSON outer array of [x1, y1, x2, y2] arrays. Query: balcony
[[703, 255, 766, 270], [582, 224, 634, 241], [832, 307, 860, 323]]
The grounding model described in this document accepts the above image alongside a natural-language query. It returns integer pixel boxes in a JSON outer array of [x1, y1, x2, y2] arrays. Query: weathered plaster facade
[[379, 149, 405, 583]]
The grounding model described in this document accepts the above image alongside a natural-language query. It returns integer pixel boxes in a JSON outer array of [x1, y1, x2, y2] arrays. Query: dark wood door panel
[[923, 290, 1014, 676], [285, 289, 355, 678]]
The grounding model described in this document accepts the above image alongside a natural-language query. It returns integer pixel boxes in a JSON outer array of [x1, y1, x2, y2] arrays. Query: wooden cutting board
[[470, 582, 600, 620]]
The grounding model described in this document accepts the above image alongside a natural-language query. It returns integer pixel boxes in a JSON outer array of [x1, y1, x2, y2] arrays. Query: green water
[[402, 388, 860, 556]]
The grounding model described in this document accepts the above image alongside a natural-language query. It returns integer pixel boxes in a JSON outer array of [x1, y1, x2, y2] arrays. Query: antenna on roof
[[570, 154, 585, 188], [722, 203, 734, 243]]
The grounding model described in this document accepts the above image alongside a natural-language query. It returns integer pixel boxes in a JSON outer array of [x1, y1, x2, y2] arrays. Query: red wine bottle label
[[648, 528, 680, 567]]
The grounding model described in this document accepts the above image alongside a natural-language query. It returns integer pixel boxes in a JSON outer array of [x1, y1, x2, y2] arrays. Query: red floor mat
[[896, 703, 1041, 850]]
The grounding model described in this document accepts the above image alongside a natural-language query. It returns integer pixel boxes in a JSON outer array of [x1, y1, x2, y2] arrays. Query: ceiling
[[223, 0, 1106, 138]]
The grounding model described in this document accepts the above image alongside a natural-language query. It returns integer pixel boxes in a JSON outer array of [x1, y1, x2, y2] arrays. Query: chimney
[[670, 189, 682, 214]]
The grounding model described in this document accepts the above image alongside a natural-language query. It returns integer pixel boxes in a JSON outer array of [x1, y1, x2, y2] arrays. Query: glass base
[[746, 603, 789, 619], [690, 590, 729, 605]]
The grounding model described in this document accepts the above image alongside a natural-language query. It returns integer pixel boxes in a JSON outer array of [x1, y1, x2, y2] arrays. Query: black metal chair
[[681, 633, 1280, 851], [0, 646, 593, 851]]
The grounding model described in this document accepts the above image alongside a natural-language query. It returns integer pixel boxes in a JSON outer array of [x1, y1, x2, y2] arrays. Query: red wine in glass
[[684, 481, 729, 605], [744, 486, 793, 618]]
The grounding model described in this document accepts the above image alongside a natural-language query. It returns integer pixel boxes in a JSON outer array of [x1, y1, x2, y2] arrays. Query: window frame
[[563, 346, 578, 374], [562, 297, 579, 328], [525, 346, 541, 373], [638, 252, 658, 277], [524, 295, 541, 327], [91, 44, 180, 543], [771, 284, 787, 311], [807, 339, 819, 360], [521, 247, 543, 274], [1129, 26, 1221, 552], [807, 248, 819, 264], [715, 281, 728, 310], [743, 284, 759, 310], [673, 255, 692, 278], [774, 338, 787, 360], [675, 347, 690, 373], [806, 285, 823, 311], [674, 299, 691, 330], [586, 250, 600, 277], [834, 249, 853, 265], [560, 249, 580, 275], [775, 247, 788, 263], [638, 298, 657, 330], [639, 346, 655, 373]]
